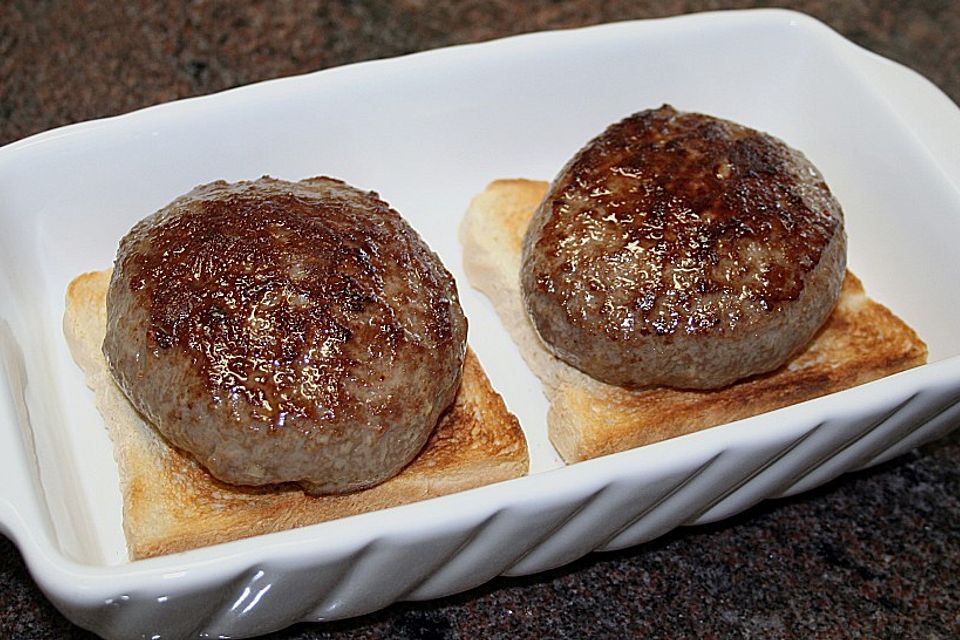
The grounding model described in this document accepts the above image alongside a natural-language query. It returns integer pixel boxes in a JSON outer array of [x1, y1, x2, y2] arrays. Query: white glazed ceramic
[[1, 9, 959, 639]]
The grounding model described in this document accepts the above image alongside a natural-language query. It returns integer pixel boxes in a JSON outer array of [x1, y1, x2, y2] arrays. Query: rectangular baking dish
[[1, 9, 959, 639]]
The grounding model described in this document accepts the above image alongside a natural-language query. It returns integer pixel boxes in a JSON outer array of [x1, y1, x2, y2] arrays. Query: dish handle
[[0, 320, 57, 553], [846, 44, 960, 191]]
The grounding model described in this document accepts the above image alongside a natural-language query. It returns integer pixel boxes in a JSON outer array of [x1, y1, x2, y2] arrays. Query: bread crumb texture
[[64, 269, 527, 560], [460, 180, 927, 463]]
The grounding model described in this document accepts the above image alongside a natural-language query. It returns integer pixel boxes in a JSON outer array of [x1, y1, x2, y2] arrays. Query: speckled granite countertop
[[1, 1, 958, 638]]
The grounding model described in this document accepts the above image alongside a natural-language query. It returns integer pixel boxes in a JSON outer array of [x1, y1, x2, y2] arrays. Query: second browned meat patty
[[104, 176, 467, 494], [521, 105, 846, 389]]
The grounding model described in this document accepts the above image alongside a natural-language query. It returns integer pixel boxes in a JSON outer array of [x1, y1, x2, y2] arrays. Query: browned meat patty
[[521, 105, 846, 389], [103, 176, 467, 494]]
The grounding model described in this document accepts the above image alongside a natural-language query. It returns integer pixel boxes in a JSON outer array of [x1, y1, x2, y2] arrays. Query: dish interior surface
[[0, 10, 959, 573]]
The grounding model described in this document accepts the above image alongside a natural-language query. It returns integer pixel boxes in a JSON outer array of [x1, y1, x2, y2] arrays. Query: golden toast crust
[[64, 269, 528, 560], [460, 179, 927, 462]]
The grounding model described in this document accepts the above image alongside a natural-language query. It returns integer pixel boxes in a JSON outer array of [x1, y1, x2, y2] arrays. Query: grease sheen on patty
[[521, 105, 846, 389], [104, 176, 467, 494]]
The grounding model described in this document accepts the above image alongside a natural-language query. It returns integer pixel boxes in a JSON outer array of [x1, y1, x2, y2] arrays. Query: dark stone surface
[[1, 1, 958, 638]]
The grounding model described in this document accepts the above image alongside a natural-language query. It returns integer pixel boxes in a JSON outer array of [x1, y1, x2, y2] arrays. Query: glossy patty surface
[[104, 176, 467, 494], [521, 105, 846, 389]]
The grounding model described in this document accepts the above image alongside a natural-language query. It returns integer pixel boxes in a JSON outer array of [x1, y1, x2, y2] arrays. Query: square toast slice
[[460, 179, 927, 463], [64, 269, 528, 560]]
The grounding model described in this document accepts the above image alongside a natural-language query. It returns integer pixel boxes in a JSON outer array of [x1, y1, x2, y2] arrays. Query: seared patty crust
[[521, 105, 846, 389], [104, 176, 467, 494]]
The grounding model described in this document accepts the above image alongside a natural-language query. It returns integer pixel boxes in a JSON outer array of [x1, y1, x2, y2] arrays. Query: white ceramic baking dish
[[1, 8, 959, 639]]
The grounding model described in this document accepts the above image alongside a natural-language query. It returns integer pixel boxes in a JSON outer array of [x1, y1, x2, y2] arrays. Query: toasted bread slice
[[460, 179, 927, 463], [64, 269, 528, 560]]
